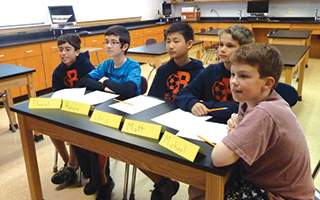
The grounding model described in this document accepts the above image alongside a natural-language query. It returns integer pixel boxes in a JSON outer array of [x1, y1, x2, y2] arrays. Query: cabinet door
[[83, 35, 109, 65], [16, 55, 46, 95], [41, 41, 61, 88], [0, 60, 21, 98]]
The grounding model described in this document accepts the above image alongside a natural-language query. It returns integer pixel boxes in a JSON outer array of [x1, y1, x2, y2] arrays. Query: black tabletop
[[195, 28, 221, 36], [11, 94, 230, 176], [272, 44, 309, 67], [127, 40, 203, 55], [268, 30, 312, 39], [0, 64, 36, 79]]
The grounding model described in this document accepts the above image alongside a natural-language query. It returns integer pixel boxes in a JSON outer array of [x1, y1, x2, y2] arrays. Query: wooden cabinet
[[83, 34, 110, 65], [143, 26, 165, 45], [41, 41, 61, 88], [0, 44, 45, 97], [130, 29, 144, 48]]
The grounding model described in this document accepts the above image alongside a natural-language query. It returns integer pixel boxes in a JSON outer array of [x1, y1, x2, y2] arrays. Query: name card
[[90, 109, 123, 129], [29, 98, 62, 109], [121, 119, 163, 140], [61, 100, 92, 115], [159, 131, 205, 162]]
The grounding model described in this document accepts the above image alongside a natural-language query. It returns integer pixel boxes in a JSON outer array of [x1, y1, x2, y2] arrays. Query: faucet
[[315, 8, 319, 21], [238, 9, 242, 21], [211, 8, 221, 18]]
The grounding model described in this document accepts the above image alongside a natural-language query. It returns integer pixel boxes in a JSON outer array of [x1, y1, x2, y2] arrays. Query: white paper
[[109, 95, 164, 115], [51, 88, 118, 105], [151, 108, 211, 131], [176, 121, 228, 144], [81, 91, 119, 105], [151, 108, 227, 143], [51, 88, 86, 101]]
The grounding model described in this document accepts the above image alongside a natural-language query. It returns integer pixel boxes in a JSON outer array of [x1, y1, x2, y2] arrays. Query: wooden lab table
[[0, 64, 36, 127], [127, 41, 203, 68], [272, 44, 310, 100], [11, 96, 232, 200]]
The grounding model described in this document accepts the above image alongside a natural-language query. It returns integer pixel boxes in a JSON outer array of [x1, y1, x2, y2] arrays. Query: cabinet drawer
[[143, 27, 164, 37], [130, 29, 143, 39], [0, 47, 16, 62], [41, 41, 59, 54], [83, 35, 105, 46], [15, 44, 42, 59]]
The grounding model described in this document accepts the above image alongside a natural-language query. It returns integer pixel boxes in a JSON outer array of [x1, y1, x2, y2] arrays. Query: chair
[[313, 159, 320, 199], [275, 82, 298, 107], [145, 38, 158, 81], [0, 93, 17, 132], [199, 28, 219, 65], [122, 76, 148, 200]]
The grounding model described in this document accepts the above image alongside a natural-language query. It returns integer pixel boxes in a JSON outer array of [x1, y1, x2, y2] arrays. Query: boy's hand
[[191, 102, 208, 116], [227, 113, 238, 133], [98, 77, 109, 84], [104, 87, 114, 93]]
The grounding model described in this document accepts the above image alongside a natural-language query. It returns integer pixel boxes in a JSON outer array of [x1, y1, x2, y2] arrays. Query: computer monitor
[[247, 1, 269, 16], [48, 5, 76, 27], [162, 3, 172, 17]]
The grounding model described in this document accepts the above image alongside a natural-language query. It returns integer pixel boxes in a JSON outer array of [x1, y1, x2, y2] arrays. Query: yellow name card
[[159, 131, 205, 162], [61, 100, 92, 115], [90, 109, 123, 129], [121, 119, 163, 140], [29, 98, 62, 109]]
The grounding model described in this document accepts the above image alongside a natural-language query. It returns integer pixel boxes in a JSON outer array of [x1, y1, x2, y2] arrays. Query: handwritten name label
[[29, 98, 62, 109], [90, 109, 123, 129], [61, 100, 92, 115], [121, 119, 163, 140], [159, 131, 205, 162]]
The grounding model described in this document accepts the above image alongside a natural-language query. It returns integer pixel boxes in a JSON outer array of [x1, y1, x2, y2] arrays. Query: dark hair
[[218, 25, 254, 46], [165, 22, 194, 42], [105, 25, 130, 54], [57, 33, 81, 51], [231, 43, 283, 88]]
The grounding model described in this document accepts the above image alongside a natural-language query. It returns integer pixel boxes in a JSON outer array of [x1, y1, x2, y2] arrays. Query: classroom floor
[[0, 59, 319, 200]]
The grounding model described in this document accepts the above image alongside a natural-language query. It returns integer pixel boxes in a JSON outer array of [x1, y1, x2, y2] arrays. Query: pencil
[[114, 99, 133, 105], [197, 135, 216, 147], [207, 107, 228, 112]]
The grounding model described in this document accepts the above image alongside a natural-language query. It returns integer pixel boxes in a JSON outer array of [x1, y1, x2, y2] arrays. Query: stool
[[81, 47, 103, 66], [0, 93, 17, 132]]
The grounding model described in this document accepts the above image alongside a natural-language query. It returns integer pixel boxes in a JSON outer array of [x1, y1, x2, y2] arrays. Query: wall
[[43, 0, 164, 24], [171, 0, 320, 18]]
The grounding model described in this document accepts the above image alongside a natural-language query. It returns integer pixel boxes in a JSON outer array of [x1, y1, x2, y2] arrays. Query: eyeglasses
[[103, 41, 121, 47]]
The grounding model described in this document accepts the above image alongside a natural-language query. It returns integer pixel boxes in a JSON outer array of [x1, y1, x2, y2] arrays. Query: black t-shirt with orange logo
[[148, 58, 204, 101], [175, 62, 238, 121], [52, 51, 95, 92]]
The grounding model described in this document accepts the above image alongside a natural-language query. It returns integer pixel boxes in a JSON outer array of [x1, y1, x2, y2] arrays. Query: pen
[[207, 107, 228, 112], [197, 135, 216, 147], [114, 99, 133, 105]]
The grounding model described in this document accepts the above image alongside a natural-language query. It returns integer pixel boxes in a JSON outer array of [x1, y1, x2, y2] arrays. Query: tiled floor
[[1, 59, 319, 200]]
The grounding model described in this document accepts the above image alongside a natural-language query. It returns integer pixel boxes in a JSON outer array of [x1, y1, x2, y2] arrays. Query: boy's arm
[[101, 79, 137, 99], [147, 71, 159, 97], [80, 74, 106, 91], [211, 142, 240, 167]]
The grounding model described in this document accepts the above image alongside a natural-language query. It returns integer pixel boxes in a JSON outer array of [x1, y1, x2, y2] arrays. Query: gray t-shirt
[[223, 90, 314, 200]]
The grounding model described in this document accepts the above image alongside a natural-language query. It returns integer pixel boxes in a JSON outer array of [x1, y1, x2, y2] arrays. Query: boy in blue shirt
[[144, 22, 204, 200], [78, 25, 141, 200], [175, 25, 254, 123], [51, 33, 95, 186]]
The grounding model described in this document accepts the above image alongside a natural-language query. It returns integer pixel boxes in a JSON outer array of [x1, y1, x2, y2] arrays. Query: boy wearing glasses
[[77, 25, 141, 200], [51, 33, 95, 186]]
